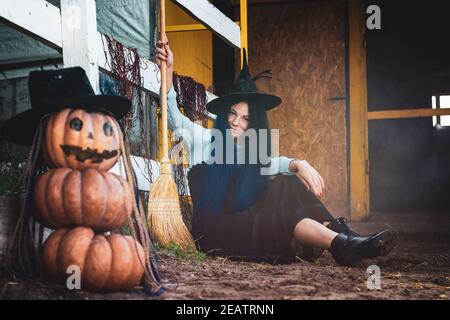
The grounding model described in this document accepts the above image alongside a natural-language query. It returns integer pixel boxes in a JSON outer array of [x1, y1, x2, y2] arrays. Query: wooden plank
[[0, 63, 64, 80], [368, 108, 450, 120], [349, 0, 370, 221], [167, 22, 241, 33], [0, 0, 62, 49], [172, 0, 241, 48], [61, 0, 100, 93], [167, 23, 207, 32], [0, 58, 63, 72]]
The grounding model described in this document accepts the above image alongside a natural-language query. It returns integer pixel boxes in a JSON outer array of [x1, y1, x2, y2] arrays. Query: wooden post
[[60, 0, 100, 93], [240, 0, 248, 67], [349, 0, 370, 221]]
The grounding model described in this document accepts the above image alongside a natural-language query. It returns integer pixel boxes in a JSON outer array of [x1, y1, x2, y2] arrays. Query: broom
[[148, 0, 195, 250]]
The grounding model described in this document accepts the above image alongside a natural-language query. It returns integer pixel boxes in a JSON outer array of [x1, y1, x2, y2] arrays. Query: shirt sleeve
[[166, 86, 211, 159], [259, 156, 296, 176]]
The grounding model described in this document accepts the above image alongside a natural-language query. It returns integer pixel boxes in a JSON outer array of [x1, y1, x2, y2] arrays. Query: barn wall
[[247, 0, 349, 217]]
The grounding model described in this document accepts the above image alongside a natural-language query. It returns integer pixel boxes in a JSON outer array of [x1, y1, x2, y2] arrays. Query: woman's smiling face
[[227, 102, 250, 138]]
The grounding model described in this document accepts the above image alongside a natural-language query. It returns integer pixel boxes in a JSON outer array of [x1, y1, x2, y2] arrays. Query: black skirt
[[188, 167, 335, 263]]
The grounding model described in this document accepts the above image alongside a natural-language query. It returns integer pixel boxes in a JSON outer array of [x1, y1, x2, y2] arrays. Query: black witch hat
[[206, 49, 281, 115], [1, 67, 131, 145]]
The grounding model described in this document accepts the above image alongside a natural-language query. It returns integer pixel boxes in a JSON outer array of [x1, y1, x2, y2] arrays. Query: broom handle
[[160, 0, 169, 164]]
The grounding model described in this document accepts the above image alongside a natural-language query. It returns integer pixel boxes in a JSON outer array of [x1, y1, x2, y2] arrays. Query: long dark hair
[[190, 102, 272, 215]]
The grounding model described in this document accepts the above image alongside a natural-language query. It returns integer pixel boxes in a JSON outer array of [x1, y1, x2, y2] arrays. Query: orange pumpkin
[[43, 108, 121, 171], [34, 168, 131, 231], [41, 227, 145, 292]]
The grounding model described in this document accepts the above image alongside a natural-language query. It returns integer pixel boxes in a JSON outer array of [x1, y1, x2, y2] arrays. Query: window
[[432, 95, 450, 126]]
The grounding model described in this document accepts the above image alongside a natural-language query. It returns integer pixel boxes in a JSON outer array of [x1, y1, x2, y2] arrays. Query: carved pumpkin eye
[[69, 118, 83, 131], [103, 122, 113, 136]]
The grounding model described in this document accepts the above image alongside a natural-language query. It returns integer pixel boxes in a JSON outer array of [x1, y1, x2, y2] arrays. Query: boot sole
[[359, 229, 397, 259]]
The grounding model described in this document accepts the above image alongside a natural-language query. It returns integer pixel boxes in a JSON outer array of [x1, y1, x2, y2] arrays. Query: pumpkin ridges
[[44, 110, 55, 168], [47, 168, 71, 227], [99, 171, 123, 230], [117, 172, 133, 219], [42, 228, 144, 292], [54, 229, 71, 283], [124, 236, 145, 290], [98, 170, 111, 228], [59, 168, 72, 227], [35, 168, 130, 230], [98, 171, 113, 227], [79, 168, 84, 226], [58, 227, 95, 287], [106, 172, 129, 229], [102, 235, 116, 292], [81, 169, 106, 227], [41, 228, 69, 283], [83, 234, 112, 291], [34, 169, 53, 227], [63, 169, 83, 226], [105, 234, 135, 291], [117, 172, 131, 229], [43, 113, 55, 167]]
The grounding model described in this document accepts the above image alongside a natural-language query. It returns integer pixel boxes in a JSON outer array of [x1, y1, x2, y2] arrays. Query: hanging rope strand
[[10, 115, 48, 277]]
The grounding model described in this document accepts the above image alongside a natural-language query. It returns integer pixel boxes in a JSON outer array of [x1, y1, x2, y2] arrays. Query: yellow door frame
[[349, 0, 370, 221]]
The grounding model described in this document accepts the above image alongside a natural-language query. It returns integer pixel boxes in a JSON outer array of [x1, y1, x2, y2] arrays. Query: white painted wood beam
[[60, 0, 100, 93], [172, 0, 241, 48], [0, 0, 62, 49]]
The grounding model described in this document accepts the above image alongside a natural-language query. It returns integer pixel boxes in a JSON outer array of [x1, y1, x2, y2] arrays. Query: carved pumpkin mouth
[[60, 145, 118, 163]]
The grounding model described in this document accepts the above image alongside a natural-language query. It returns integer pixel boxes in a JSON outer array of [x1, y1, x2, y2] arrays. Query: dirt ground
[[1, 230, 449, 300]]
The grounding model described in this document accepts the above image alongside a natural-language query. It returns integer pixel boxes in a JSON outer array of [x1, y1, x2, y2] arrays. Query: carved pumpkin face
[[43, 108, 122, 171]]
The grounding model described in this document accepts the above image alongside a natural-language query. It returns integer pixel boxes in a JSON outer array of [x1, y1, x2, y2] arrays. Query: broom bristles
[[148, 171, 195, 250]]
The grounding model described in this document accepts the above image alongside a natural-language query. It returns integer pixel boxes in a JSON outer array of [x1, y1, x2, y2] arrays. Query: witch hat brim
[[1, 95, 131, 146], [206, 92, 281, 115]]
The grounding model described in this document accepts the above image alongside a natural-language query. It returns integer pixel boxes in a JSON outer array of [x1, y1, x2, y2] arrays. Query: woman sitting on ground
[[155, 41, 395, 266]]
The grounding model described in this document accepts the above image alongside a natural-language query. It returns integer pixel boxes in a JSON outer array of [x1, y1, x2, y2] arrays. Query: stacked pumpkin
[[36, 109, 145, 292]]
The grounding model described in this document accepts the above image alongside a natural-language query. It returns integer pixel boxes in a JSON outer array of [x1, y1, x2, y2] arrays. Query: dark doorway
[[365, 0, 450, 211]]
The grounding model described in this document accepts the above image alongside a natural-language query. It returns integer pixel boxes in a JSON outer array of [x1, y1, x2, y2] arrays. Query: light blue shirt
[[166, 87, 295, 175]]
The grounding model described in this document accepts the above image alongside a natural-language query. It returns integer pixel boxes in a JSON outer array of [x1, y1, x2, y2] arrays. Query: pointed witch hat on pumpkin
[[1, 67, 131, 145]]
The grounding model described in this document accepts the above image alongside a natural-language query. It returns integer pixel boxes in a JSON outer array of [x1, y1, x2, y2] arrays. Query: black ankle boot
[[330, 228, 396, 267], [327, 217, 360, 237]]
